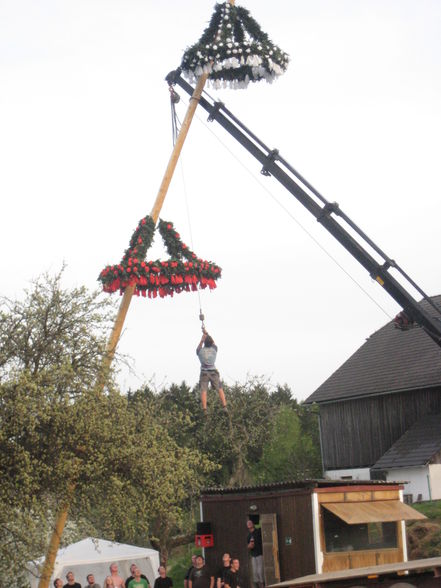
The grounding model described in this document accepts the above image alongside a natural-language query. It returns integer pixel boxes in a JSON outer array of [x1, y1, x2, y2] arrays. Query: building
[[305, 296, 441, 502], [199, 479, 425, 583]]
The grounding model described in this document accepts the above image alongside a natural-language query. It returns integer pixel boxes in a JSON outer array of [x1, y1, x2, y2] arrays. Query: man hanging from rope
[[197, 328, 227, 415]]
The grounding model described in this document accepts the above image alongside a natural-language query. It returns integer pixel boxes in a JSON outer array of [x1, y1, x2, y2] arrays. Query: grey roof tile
[[372, 413, 441, 469], [305, 296, 441, 404]]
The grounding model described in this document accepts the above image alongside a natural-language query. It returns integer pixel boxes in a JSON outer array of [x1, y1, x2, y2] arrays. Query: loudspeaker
[[197, 522, 212, 534]]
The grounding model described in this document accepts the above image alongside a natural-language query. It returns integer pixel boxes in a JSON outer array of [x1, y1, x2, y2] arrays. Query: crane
[[166, 68, 441, 347]]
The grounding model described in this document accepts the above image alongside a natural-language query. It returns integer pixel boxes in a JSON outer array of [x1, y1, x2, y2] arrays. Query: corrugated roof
[[305, 296, 441, 404], [372, 413, 441, 469], [201, 478, 399, 495]]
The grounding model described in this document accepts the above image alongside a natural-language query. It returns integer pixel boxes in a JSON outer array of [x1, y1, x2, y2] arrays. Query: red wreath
[[98, 217, 222, 299]]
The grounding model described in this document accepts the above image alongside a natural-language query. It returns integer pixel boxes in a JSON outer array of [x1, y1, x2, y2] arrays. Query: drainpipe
[[317, 411, 325, 477], [427, 472, 432, 501]]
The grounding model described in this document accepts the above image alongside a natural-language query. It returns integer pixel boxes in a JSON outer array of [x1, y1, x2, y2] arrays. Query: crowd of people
[[53, 519, 264, 588], [184, 554, 240, 588], [183, 519, 265, 588], [54, 563, 171, 588]]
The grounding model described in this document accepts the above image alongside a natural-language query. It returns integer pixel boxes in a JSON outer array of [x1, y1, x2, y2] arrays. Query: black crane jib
[[166, 69, 441, 348]]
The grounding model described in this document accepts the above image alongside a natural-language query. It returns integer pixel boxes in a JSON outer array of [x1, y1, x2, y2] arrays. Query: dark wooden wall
[[319, 386, 441, 470], [201, 488, 316, 583]]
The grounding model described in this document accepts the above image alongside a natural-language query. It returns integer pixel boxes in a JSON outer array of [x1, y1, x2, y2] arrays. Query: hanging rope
[[169, 86, 181, 145], [169, 86, 207, 330]]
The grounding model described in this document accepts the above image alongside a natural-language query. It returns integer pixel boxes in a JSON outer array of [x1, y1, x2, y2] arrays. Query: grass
[[406, 499, 441, 559], [410, 499, 441, 524]]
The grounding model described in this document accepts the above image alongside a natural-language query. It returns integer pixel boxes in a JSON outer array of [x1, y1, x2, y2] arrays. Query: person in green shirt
[[128, 568, 149, 588]]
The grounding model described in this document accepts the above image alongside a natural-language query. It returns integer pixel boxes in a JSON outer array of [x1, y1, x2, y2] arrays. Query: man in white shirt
[[196, 329, 227, 414]]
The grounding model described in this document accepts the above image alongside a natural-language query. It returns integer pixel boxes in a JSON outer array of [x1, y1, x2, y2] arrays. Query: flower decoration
[[180, 1, 289, 89], [98, 216, 221, 299]]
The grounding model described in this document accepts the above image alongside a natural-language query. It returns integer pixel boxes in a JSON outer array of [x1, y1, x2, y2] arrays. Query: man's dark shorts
[[199, 369, 220, 391]]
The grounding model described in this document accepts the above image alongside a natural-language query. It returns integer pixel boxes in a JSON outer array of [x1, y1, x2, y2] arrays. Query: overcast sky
[[1, 0, 440, 400]]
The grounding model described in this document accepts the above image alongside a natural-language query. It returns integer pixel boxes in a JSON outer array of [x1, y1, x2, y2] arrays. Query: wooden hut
[[199, 480, 425, 584]]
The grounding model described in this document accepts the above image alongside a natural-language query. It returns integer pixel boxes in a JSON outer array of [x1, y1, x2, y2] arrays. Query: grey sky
[[1, 0, 440, 399]]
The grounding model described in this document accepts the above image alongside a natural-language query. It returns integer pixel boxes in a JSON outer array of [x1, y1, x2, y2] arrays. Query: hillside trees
[[250, 405, 322, 482], [145, 378, 321, 488]]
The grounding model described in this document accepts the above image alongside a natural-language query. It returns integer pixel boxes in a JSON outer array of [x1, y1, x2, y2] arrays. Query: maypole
[[37, 0, 289, 585], [37, 70, 210, 588], [102, 69, 209, 376], [37, 9, 224, 588]]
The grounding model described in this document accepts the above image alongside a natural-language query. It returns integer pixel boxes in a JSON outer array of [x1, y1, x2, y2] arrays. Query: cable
[[169, 88, 207, 328], [185, 96, 393, 320], [170, 99, 206, 328], [177, 156, 205, 322], [169, 86, 181, 145]]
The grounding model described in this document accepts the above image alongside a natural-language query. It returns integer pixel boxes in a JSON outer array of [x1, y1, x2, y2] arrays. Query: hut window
[[323, 509, 397, 552]]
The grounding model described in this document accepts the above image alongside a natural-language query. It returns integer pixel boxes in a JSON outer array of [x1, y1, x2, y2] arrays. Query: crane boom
[[166, 70, 441, 348]]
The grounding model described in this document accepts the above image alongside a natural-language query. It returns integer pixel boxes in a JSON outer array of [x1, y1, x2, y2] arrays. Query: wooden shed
[[199, 480, 426, 585]]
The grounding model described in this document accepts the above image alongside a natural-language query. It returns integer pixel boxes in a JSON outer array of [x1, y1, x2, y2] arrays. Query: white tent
[[28, 537, 160, 588]]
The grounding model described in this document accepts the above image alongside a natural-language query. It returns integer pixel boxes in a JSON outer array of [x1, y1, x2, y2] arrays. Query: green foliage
[[409, 499, 441, 524], [167, 546, 201, 587], [147, 377, 322, 489], [0, 271, 117, 585], [0, 271, 216, 584], [99, 219, 221, 297], [1, 271, 325, 582], [250, 405, 322, 483], [0, 269, 114, 384], [406, 500, 441, 559]]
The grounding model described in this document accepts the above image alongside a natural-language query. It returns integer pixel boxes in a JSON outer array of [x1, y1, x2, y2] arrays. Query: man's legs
[[252, 556, 264, 588], [211, 371, 227, 409], [200, 372, 209, 414], [218, 387, 227, 409], [201, 388, 208, 413]]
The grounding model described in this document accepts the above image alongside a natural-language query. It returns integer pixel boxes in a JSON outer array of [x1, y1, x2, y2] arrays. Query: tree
[[0, 272, 215, 585], [250, 405, 322, 483], [0, 270, 115, 586], [149, 377, 276, 487]]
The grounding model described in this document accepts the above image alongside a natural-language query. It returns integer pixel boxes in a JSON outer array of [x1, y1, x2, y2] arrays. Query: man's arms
[[196, 331, 207, 353]]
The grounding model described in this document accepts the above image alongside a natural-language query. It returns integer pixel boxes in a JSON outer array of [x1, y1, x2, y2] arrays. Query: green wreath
[[98, 217, 221, 298]]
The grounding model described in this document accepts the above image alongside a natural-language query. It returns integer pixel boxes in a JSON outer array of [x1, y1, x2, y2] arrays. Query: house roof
[[305, 295, 441, 404], [371, 413, 441, 469]]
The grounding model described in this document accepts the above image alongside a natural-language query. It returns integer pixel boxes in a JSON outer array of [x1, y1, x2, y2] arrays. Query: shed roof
[[371, 413, 441, 470], [201, 478, 399, 496], [305, 295, 441, 404]]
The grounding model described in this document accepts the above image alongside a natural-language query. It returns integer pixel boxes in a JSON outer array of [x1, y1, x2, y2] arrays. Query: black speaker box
[[197, 522, 212, 534]]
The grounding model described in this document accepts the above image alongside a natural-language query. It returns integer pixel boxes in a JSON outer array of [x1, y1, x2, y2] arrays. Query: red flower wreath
[[98, 217, 222, 299]]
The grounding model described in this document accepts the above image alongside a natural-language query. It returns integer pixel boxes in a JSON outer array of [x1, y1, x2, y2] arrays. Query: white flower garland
[[180, 1, 289, 89]]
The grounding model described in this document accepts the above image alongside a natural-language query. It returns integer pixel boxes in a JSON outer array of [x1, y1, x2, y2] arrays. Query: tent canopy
[[28, 538, 160, 588]]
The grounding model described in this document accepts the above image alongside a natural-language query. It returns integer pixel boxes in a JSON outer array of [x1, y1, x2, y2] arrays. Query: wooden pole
[[38, 66, 210, 588], [38, 2, 237, 584], [37, 485, 74, 588], [102, 71, 209, 376]]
